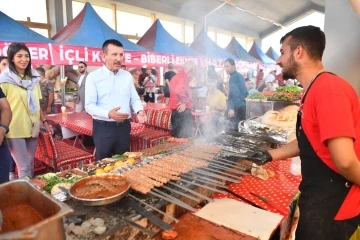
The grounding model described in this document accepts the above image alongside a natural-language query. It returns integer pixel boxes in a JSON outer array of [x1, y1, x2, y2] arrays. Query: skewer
[[201, 166, 243, 180], [191, 169, 240, 183], [179, 179, 228, 194], [161, 185, 201, 202], [182, 173, 226, 186], [181, 174, 228, 189], [128, 194, 179, 223], [208, 163, 250, 176], [167, 181, 214, 202], [148, 190, 197, 212]]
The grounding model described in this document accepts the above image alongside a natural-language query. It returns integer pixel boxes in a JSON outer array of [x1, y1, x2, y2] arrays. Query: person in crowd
[[204, 79, 227, 134], [37, 67, 55, 114], [129, 68, 141, 89], [247, 81, 258, 95], [285, 78, 295, 86], [169, 61, 197, 138], [163, 63, 176, 98], [143, 68, 157, 103], [263, 82, 275, 92], [208, 65, 226, 96], [224, 58, 248, 131], [247, 26, 360, 239], [265, 70, 276, 84], [0, 56, 17, 180], [75, 61, 88, 112], [121, 65, 127, 70], [255, 69, 264, 89], [276, 71, 285, 86], [138, 66, 148, 87], [0, 56, 8, 73], [0, 43, 52, 179], [85, 39, 146, 161], [272, 79, 279, 89], [0, 87, 12, 184]]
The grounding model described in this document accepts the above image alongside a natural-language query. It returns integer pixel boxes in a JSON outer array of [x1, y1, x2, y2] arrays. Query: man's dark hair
[[121, 65, 127, 69], [245, 78, 250, 82], [102, 39, 123, 53], [36, 67, 45, 77], [151, 68, 157, 76], [280, 25, 326, 61], [224, 58, 235, 66], [168, 63, 174, 69], [78, 61, 87, 67], [259, 69, 263, 72], [0, 56, 7, 63]]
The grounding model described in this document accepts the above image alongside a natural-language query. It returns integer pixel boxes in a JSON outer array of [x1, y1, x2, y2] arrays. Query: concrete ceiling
[[84, 0, 326, 39]]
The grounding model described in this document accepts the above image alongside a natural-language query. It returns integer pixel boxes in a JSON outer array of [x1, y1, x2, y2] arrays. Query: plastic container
[[289, 156, 302, 176]]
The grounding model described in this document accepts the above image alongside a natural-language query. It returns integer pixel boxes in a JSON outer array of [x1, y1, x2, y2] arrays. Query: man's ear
[[294, 46, 305, 61]]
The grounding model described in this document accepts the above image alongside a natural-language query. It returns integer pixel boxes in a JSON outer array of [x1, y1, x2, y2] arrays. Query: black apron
[[295, 72, 360, 240]]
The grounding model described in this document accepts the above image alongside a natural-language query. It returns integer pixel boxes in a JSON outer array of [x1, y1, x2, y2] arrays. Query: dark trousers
[[9, 157, 16, 172], [92, 119, 131, 161], [0, 140, 11, 184], [144, 92, 155, 103], [171, 109, 193, 138], [226, 106, 246, 131]]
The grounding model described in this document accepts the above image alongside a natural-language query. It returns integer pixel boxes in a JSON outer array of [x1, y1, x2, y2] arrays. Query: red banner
[[0, 41, 263, 71], [51, 44, 203, 67], [0, 42, 53, 65]]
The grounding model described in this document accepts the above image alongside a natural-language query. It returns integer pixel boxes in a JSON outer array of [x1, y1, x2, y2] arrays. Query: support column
[[150, 13, 156, 23], [112, 4, 117, 31], [47, 0, 73, 37], [323, 0, 360, 93]]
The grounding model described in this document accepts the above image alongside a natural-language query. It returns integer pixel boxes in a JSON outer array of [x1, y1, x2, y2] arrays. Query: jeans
[[7, 138, 38, 178]]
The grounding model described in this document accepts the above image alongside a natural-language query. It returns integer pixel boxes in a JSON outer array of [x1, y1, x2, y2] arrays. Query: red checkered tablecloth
[[144, 102, 170, 110], [47, 112, 145, 136], [211, 160, 301, 215]]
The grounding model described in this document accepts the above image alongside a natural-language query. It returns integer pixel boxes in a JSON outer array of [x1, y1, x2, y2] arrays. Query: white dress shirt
[[77, 74, 85, 87], [265, 74, 275, 83], [85, 65, 143, 121]]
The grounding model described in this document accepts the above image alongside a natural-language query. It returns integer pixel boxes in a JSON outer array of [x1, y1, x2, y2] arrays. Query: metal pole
[[204, 2, 227, 31]]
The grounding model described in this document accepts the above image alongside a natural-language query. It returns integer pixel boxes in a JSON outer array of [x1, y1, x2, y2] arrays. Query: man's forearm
[[337, 162, 360, 186], [48, 92, 54, 108], [0, 100, 12, 126], [268, 140, 300, 160]]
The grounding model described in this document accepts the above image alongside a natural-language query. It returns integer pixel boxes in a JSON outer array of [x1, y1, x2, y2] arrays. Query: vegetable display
[[246, 92, 266, 100], [38, 175, 83, 193]]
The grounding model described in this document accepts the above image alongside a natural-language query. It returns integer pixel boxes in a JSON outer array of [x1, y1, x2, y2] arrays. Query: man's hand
[[46, 106, 51, 114], [44, 122, 54, 135], [0, 127, 6, 146], [137, 111, 147, 124], [245, 150, 273, 165], [108, 107, 130, 122], [177, 102, 186, 113], [228, 109, 235, 118]]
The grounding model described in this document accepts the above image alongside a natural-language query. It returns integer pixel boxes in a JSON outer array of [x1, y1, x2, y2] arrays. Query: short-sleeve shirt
[[39, 79, 54, 111], [206, 90, 227, 114], [164, 71, 176, 82], [302, 73, 360, 219], [0, 82, 42, 138]]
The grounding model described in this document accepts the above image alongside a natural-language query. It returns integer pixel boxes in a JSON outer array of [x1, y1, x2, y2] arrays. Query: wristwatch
[[0, 123, 9, 134]]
